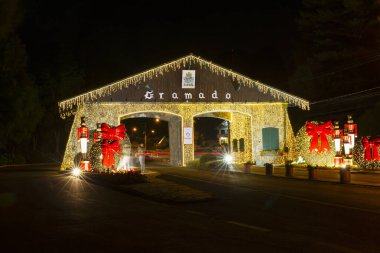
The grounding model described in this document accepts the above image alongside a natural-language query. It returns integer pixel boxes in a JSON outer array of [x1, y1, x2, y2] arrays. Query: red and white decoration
[[361, 136, 380, 161], [77, 116, 89, 158], [100, 123, 126, 170], [305, 121, 333, 153]]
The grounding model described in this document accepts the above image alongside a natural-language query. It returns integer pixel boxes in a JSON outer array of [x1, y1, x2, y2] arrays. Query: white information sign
[[184, 127, 193, 144]]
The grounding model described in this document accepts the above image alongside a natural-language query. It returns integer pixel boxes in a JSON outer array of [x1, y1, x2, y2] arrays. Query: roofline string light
[[58, 54, 310, 119]]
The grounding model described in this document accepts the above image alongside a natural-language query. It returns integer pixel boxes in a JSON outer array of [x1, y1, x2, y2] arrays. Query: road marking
[[165, 173, 380, 215], [227, 221, 271, 232], [186, 210, 207, 216]]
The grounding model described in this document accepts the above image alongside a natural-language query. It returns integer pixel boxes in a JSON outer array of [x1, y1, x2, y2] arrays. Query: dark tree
[[290, 0, 380, 101], [357, 101, 380, 137], [0, 0, 43, 164], [22, 0, 86, 162]]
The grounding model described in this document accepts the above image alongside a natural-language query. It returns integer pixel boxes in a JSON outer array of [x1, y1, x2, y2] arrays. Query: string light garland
[[353, 140, 380, 170], [60, 102, 294, 170], [294, 121, 335, 166], [58, 54, 310, 118]]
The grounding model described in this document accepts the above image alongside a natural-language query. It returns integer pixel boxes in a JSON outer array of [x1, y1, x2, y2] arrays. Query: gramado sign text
[[143, 90, 232, 100]]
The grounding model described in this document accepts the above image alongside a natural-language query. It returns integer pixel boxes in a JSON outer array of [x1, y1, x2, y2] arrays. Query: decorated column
[[182, 115, 194, 166], [77, 116, 89, 159], [77, 116, 91, 171], [343, 115, 357, 167], [343, 130, 353, 166], [333, 121, 343, 167], [344, 115, 357, 149]]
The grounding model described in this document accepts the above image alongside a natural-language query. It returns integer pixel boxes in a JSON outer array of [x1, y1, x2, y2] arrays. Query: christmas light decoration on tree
[[89, 123, 103, 172], [353, 137, 380, 170], [295, 121, 335, 166], [305, 121, 333, 153], [100, 123, 126, 172]]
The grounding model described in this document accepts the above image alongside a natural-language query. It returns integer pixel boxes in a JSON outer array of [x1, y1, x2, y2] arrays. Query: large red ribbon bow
[[361, 137, 380, 161], [101, 140, 122, 168], [101, 123, 126, 141], [305, 121, 333, 153]]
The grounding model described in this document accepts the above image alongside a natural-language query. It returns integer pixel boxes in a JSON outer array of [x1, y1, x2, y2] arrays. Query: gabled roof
[[58, 54, 309, 118]]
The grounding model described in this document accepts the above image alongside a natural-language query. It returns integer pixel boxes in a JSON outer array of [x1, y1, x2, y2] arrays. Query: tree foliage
[[294, 121, 335, 166], [291, 0, 380, 101], [357, 101, 380, 137], [21, 1, 86, 161], [0, 0, 42, 163]]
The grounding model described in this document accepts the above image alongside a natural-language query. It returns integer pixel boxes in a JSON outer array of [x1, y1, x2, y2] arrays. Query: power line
[[289, 54, 380, 84], [311, 86, 380, 105]]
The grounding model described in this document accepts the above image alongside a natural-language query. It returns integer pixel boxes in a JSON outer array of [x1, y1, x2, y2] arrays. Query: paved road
[[1, 168, 380, 252], [153, 167, 380, 253]]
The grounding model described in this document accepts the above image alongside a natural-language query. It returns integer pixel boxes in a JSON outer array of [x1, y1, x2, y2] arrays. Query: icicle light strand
[[58, 54, 310, 118]]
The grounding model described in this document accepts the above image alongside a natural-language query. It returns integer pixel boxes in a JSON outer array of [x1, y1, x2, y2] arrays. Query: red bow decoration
[[99, 123, 126, 168], [361, 137, 380, 161], [101, 140, 122, 168], [101, 123, 126, 141], [305, 121, 333, 153]]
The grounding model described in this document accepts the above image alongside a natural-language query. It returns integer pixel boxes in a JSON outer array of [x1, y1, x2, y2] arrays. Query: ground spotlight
[[72, 167, 82, 177], [224, 154, 233, 164]]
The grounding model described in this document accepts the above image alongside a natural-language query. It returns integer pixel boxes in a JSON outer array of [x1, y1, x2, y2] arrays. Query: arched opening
[[194, 112, 231, 159], [119, 112, 182, 166], [121, 117, 169, 162]]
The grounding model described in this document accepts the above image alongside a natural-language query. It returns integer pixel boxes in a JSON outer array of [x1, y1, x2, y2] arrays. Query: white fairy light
[[58, 54, 310, 118]]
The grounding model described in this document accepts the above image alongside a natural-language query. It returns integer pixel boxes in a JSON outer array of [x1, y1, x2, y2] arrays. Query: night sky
[[23, 0, 301, 94]]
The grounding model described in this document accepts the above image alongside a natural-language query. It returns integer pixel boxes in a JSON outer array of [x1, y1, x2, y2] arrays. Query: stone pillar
[[168, 116, 183, 166]]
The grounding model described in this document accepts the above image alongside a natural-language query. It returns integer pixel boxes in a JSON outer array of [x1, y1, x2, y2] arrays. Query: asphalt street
[[1, 168, 380, 253]]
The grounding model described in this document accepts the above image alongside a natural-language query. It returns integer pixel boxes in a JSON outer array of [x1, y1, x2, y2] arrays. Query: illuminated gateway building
[[58, 54, 309, 169]]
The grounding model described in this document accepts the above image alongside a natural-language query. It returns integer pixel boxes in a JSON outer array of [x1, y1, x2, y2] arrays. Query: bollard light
[[224, 154, 233, 164]]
